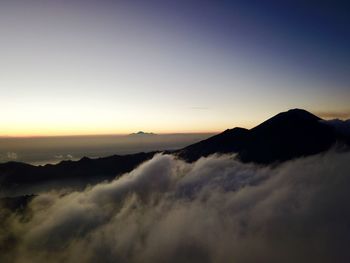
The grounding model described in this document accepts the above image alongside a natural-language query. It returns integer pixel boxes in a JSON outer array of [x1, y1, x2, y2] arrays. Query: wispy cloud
[[316, 110, 350, 119], [189, 107, 209, 110], [6, 152, 17, 160]]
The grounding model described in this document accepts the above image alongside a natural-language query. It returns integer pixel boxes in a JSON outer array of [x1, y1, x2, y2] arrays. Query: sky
[[1, 0, 349, 136]]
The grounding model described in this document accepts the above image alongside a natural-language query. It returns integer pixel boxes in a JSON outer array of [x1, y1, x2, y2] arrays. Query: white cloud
[[1, 151, 350, 263], [6, 152, 17, 160]]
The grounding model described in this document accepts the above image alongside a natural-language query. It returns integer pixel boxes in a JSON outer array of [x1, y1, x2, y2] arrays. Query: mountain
[[177, 109, 348, 163], [129, 131, 157, 136], [0, 152, 156, 196], [1, 109, 349, 195]]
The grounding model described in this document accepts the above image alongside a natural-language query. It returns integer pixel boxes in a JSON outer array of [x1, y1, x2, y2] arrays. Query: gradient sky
[[1, 0, 350, 136]]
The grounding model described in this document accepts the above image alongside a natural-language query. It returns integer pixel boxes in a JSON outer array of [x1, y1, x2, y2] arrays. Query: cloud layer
[[1, 151, 350, 263]]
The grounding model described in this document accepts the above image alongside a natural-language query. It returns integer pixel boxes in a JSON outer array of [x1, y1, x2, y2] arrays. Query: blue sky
[[1, 0, 349, 136]]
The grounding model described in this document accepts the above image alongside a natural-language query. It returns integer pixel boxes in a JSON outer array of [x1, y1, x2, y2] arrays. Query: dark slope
[[177, 127, 249, 162], [240, 109, 336, 163], [0, 194, 35, 211], [0, 152, 156, 194], [178, 109, 344, 163]]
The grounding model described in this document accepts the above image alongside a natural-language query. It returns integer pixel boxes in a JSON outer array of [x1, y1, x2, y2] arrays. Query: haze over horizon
[[1, 0, 350, 136]]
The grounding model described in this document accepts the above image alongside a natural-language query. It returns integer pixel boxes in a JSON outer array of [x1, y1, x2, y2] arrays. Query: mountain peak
[[129, 131, 157, 136], [251, 109, 321, 132], [178, 108, 340, 164], [284, 108, 321, 119]]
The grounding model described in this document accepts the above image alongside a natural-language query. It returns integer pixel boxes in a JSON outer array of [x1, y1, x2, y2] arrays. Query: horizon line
[[0, 131, 219, 139], [2, 108, 349, 138]]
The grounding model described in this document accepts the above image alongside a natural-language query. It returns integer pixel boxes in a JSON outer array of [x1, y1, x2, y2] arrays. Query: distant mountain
[[1, 109, 349, 195], [129, 131, 157, 136], [177, 109, 349, 163]]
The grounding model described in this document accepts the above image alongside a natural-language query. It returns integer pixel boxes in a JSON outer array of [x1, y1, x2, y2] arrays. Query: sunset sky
[[1, 0, 349, 136]]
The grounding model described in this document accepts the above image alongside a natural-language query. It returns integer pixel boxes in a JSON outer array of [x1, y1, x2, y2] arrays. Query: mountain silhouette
[[0, 152, 156, 195], [0, 109, 349, 195], [129, 131, 157, 136], [178, 109, 343, 163]]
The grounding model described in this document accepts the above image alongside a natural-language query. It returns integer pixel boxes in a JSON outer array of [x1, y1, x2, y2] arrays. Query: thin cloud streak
[[189, 107, 210, 110], [316, 110, 350, 119]]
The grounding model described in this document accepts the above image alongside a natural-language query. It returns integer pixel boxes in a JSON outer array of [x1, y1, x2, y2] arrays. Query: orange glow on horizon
[[0, 121, 259, 138], [0, 123, 226, 137], [0, 128, 222, 138]]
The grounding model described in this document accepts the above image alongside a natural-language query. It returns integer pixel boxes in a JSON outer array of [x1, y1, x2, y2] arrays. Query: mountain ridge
[[1, 109, 349, 195], [177, 109, 344, 163]]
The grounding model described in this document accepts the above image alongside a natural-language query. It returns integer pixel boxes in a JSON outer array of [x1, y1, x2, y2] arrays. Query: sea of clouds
[[1, 151, 350, 263]]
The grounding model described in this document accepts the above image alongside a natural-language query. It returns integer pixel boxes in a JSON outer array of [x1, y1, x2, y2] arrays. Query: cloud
[[53, 154, 74, 161], [189, 107, 209, 110], [6, 152, 17, 160], [1, 151, 350, 263], [316, 110, 350, 119]]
